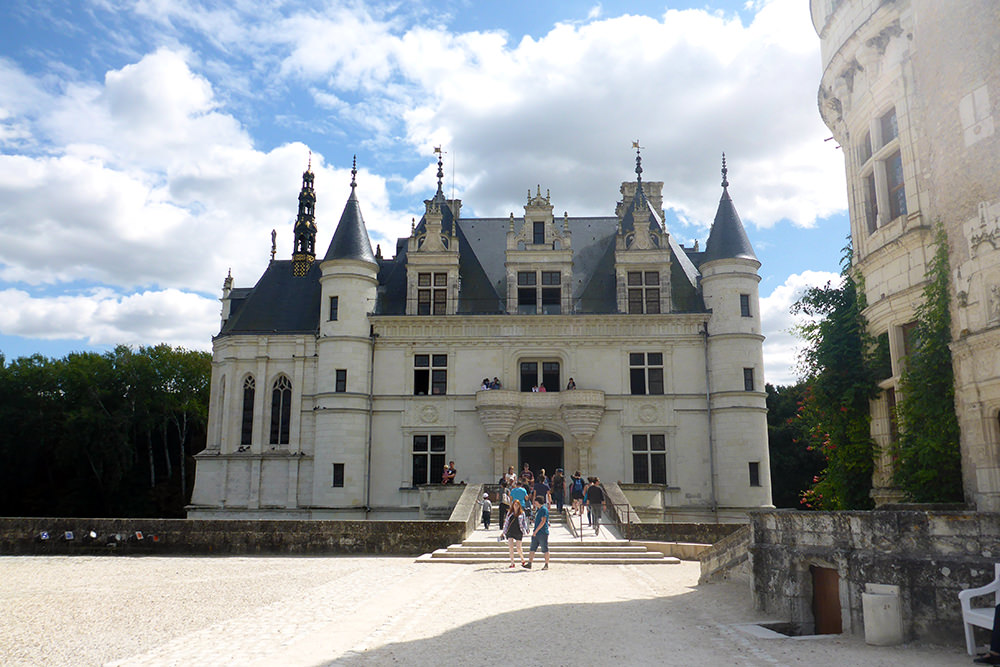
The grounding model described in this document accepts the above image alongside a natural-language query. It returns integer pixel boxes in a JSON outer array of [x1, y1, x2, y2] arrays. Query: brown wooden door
[[811, 566, 843, 634]]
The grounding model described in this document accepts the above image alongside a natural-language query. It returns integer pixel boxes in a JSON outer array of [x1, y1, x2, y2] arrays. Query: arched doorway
[[518, 431, 564, 479]]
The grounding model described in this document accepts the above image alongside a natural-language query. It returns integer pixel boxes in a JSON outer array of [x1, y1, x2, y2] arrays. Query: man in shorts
[[524, 496, 550, 570]]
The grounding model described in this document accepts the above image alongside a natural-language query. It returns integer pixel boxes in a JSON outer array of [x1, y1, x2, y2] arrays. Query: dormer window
[[417, 272, 447, 315], [627, 271, 660, 314], [533, 221, 545, 245], [517, 270, 561, 314]]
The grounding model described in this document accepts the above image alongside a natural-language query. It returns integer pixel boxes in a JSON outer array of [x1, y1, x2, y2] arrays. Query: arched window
[[270, 376, 292, 445], [240, 376, 255, 446]]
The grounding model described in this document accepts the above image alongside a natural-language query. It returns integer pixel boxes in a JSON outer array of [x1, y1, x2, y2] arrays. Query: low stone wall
[[622, 522, 742, 545], [0, 517, 467, 556], [750, 510, 1000, 645], [698, 525, 751, 583]]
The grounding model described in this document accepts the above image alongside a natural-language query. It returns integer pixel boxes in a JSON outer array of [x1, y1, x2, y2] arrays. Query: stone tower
[[700, 156, 771, 509], [316, 157, 378, 509], [811, 0, 1000, 509]]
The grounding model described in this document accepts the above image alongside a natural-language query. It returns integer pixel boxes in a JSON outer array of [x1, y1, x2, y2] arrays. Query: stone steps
[[416, 537, 680, 565]]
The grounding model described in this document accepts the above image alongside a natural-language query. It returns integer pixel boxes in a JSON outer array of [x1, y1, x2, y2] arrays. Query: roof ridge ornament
[[433, 146, 445, 197], [721, 152, 729, 189], [351, 155, 357, 190]]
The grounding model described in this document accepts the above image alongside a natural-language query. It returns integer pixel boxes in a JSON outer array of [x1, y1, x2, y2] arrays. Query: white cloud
[[0, 287, 217, 350], [759, 269, 841, 386]]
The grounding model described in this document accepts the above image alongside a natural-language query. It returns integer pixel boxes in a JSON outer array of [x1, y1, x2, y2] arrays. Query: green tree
[[792, 243, 878, 510], [766, 382, 824, 508], [893, 224, 962, 502]]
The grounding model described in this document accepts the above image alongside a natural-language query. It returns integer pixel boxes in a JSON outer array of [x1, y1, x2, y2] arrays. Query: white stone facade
[[189, 166, 772, 519], [811, 0, 1000, 508]]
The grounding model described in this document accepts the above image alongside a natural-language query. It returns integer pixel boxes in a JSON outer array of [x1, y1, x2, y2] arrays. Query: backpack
[[572, 477, 583, 493]]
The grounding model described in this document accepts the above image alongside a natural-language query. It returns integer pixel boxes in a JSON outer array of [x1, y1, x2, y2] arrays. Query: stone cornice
[[370, 313, 708, 341]]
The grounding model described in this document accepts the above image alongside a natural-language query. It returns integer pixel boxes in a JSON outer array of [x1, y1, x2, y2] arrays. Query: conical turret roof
[[323, 158, 376, 265], [703, 155, 756, 263]]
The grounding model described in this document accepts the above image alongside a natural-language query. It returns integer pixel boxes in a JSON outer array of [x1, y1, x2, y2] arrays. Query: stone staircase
[[416, 507, 680, 564]]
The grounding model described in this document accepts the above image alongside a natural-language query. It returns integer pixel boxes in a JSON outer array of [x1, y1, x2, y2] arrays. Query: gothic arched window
[[270, 376, 292, 445], [240, 376, 255, 446]]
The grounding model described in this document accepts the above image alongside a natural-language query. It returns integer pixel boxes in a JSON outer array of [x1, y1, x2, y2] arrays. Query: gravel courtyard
[[0, 555, 974, 666]]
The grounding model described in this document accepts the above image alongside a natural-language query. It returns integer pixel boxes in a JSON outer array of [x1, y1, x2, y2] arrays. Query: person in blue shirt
[[524, 496, 550, 570], [509, 482, 529, 515]]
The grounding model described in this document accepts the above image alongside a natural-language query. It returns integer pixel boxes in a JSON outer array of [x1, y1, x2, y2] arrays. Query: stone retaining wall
[[0, 517, 467, 556], [750, 510, 1000, 645], [622, 522, 742, 545], [698, 525, 751, 583]]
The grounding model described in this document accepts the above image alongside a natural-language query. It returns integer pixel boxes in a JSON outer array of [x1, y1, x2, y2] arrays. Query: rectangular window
[[879, 107, 898, 146], [413, 354, 447, 395], [335, 369, 347, 393], [541, 271, 560, 285], [886, 387, 899, 444], [740, 294, 751, 318], [517, 287, 537, 314], [533, 221, 545, 245], [541, 288, 560, 314], [332, 463, 345, 488], [417, 289, 431, 315], [743, 367, 754, 392], [864, 171, 878, 234], [520, 360, 560, 392], [418, 273, 431, 287], [412, 434, 446, 485], [329, 296, 338, 321], [632, 434, 667, 484], [517, 271, 537, 286], [432, 288, 446, 315], [885, 150, 906, 219], [630, 352, 664, 395], [748, 461, 761, 487], [626, 271, 660, 314], [417, 272, 446, 315]]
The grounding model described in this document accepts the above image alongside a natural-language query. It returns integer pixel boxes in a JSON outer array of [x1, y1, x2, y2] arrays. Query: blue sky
[[0, 0, 847, 384]]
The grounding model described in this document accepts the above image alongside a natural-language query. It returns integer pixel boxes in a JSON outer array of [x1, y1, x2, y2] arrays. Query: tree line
[[0, 345, 210, 518]]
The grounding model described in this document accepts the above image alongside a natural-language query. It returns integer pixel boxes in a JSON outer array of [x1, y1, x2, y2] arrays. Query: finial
[[411, 217, 415, 234], [536, 184, 541, 198], [351, 155, 357, 189], [433, 146, 444, 195], [307, 150, 312, 172], [270, 229, 277, 262], [721, 152, 729, 189], [546, 188, 550, 202], [633, 140, 644, 183]]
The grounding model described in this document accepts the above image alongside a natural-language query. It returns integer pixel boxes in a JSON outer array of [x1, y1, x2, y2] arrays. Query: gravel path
[[0, 555, 974, 666]]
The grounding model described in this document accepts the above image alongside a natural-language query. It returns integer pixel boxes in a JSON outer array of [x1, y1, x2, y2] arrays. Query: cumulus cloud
[[0, 287, 217, 350], [759, 270, 841, 386]]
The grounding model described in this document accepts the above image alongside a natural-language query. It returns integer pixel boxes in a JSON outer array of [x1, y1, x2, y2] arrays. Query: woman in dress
[[501, 500, 529, 568]]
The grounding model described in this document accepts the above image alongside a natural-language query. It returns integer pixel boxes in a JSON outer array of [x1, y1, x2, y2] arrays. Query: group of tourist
[[491, 463, 608, 569], [480, 377, 502, 390]]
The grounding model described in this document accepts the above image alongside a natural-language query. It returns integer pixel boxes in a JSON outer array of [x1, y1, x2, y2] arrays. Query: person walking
[[570, 471, 585, 515], [502, 500, 529, 568], [524, 496, 550, 570], [479, 492, 493, 530], [551, 469, 565, 513], [585, 477, 605, 536], [498, 480, 511, 531]]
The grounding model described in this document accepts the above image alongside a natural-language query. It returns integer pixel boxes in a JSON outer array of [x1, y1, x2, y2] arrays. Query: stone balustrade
[[474, 389, 605, 443]]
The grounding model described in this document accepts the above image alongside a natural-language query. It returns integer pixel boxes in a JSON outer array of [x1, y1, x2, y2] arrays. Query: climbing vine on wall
[[893, 224, 963, 502], [792, 242, 878, 510]]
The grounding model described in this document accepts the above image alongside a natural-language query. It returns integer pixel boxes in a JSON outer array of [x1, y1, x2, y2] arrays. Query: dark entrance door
[[518, 431, 563, 480], [811, 565, 842, 634]]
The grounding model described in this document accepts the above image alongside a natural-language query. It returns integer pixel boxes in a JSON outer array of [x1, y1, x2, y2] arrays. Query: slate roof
[[219, 260, 322, 335], [702, 187, 757, 263], [323, 185, 376, 264], [217, 176, 753, 337]]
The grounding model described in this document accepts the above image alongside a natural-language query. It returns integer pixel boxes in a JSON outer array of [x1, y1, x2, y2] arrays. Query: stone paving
[[0, 553, 979, 666]]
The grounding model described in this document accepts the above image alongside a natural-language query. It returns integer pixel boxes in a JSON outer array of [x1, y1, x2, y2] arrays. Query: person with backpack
[[570, 471, 585, 515], [585, 477, 605, 536], [551, 469, 565, 513]]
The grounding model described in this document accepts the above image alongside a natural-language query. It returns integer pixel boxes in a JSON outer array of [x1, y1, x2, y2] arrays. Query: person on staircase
[[498, 480, 511, 532], [570, 471, 585, 516], [501, 500, 529, 569], [585, 478, 605, 536], [524, 495, 550, 570], [551, 469, 565, 513]]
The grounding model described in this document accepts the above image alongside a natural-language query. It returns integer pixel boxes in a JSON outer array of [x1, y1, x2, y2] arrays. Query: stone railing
[[474, 389, 605, 443]]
